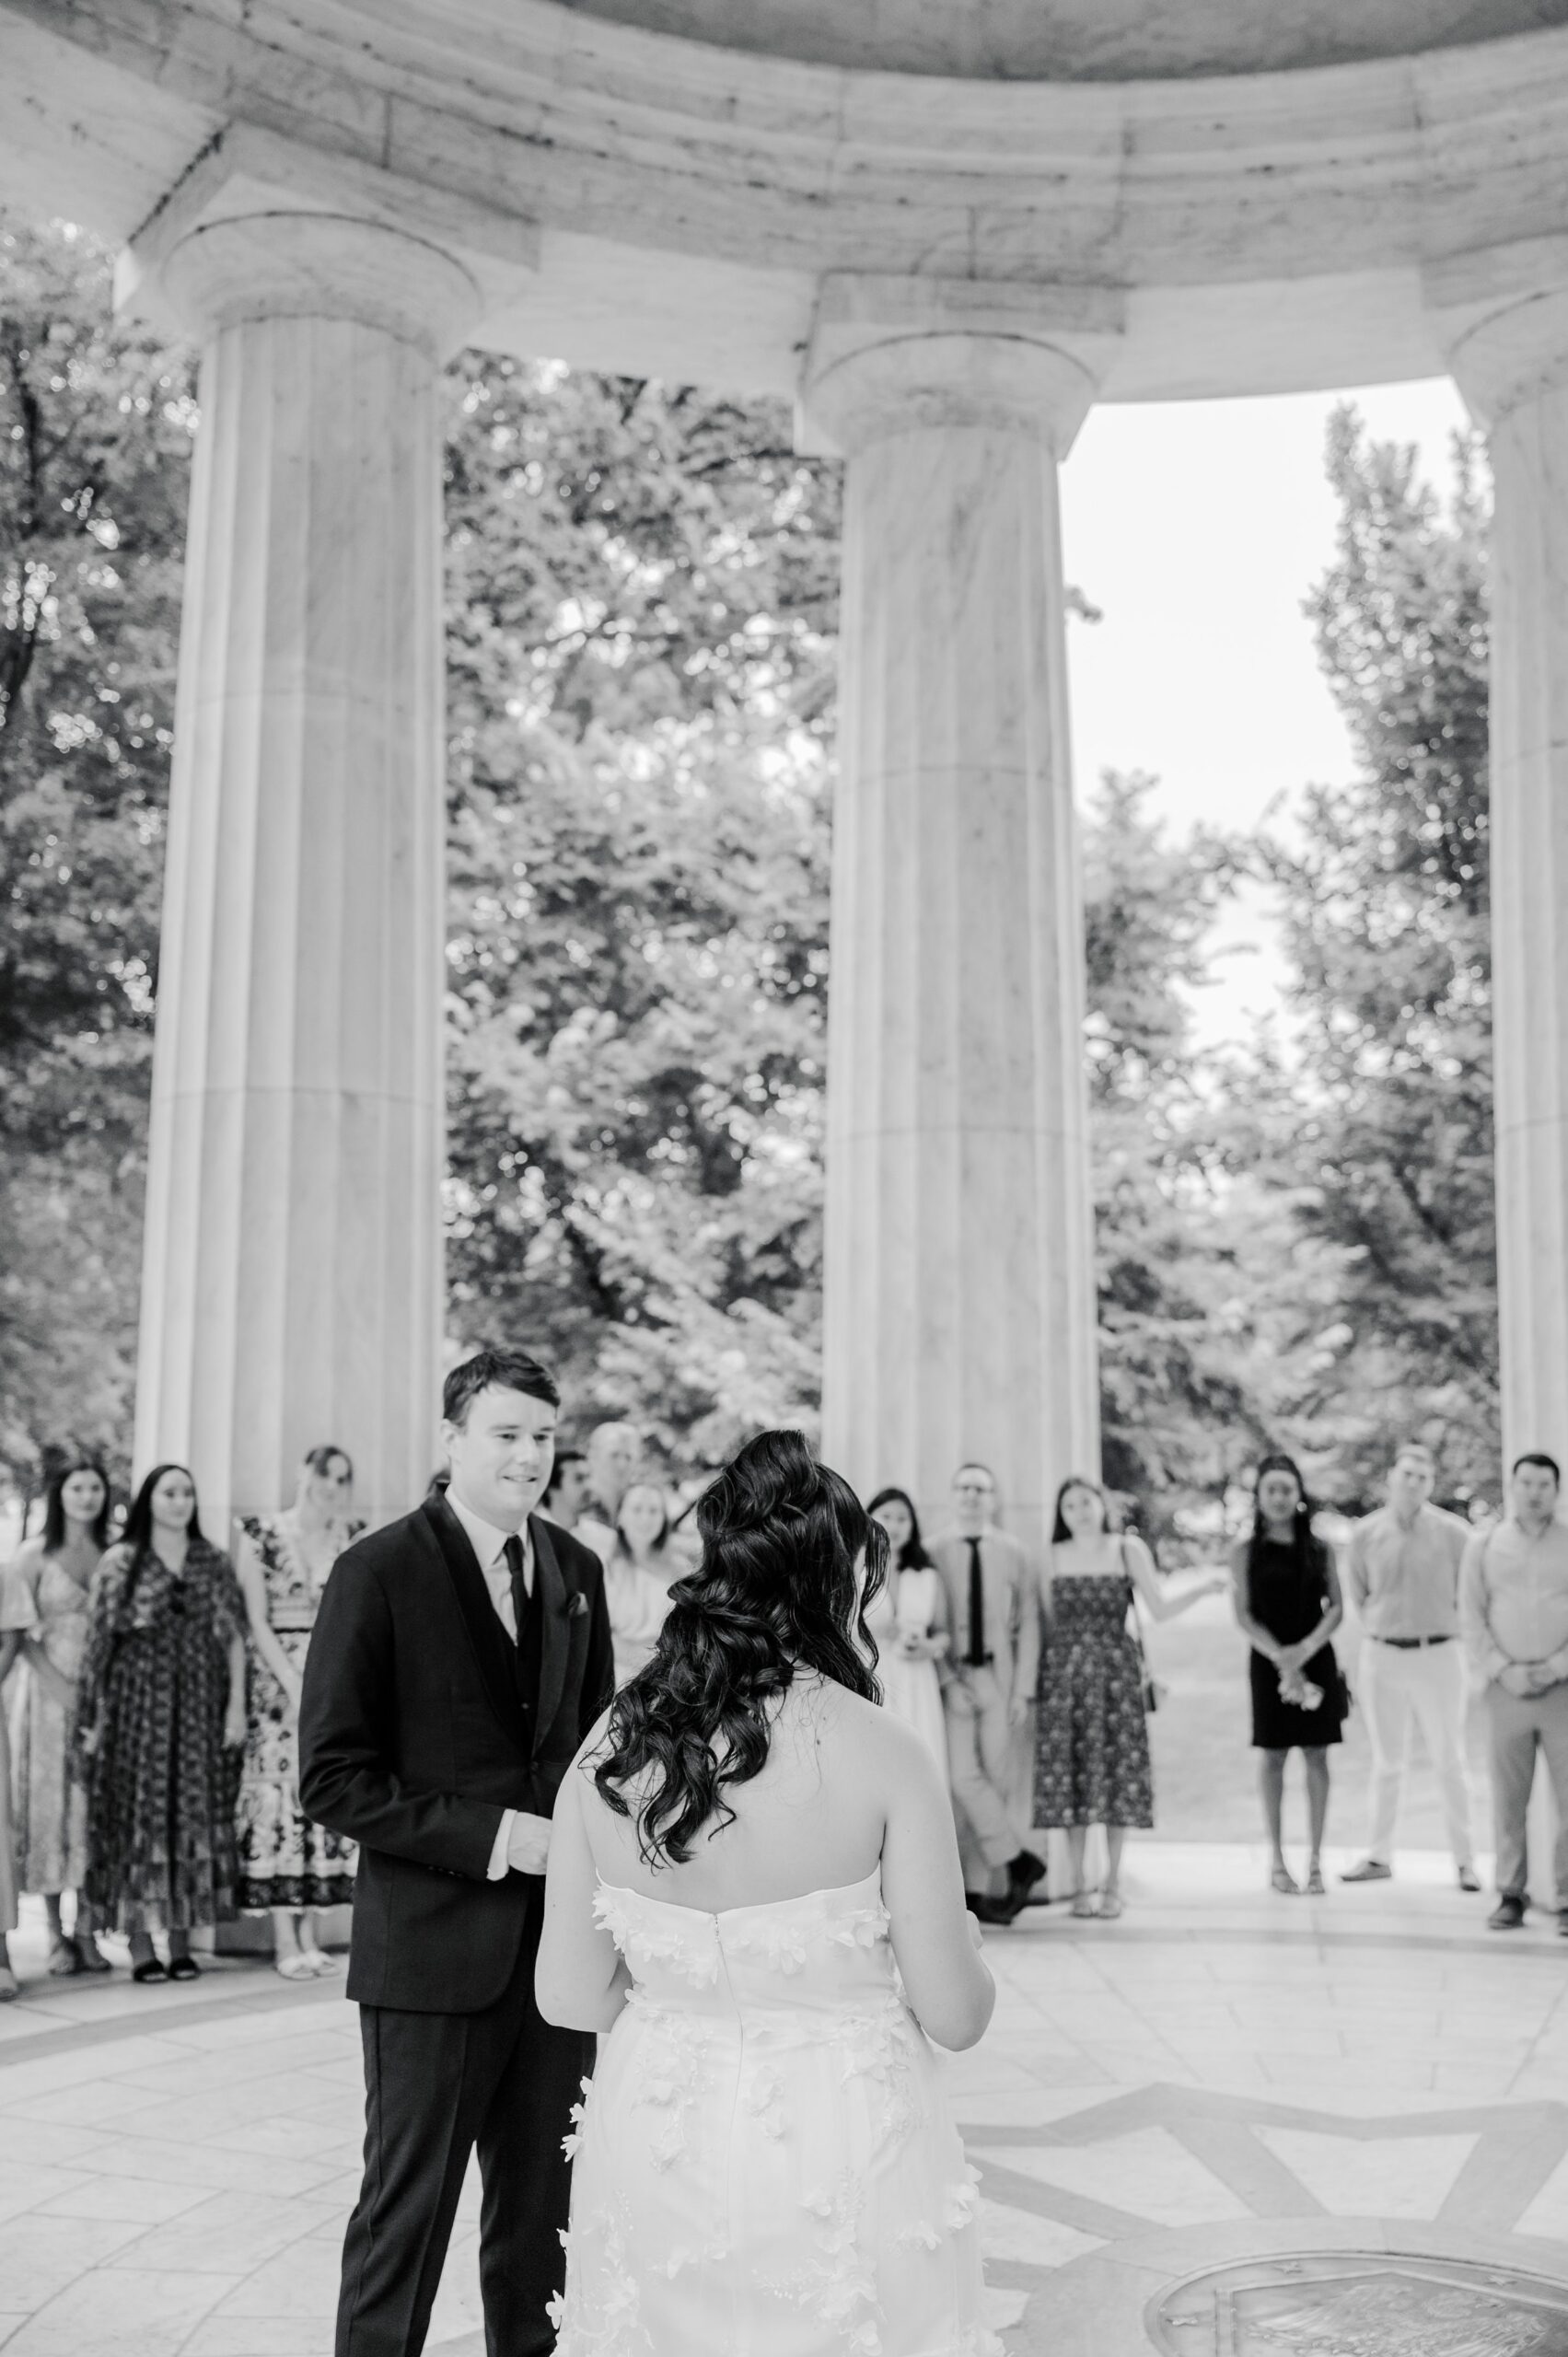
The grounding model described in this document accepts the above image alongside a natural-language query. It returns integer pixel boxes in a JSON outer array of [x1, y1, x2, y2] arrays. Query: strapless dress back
[[551, 1869, 998, 2357]]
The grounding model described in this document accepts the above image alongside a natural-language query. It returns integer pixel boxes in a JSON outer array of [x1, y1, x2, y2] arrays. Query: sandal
[[1098, 1891, 1124, 1920], [132, 1958, 168, 1984], [275, 1955, 317, 1982], [1271, 1864, 1300, 1895], [1070, 1891, 1098, 1920], [47, 1936, 82, 1978], [1306, 1864, 1326, 1897], [166, 1956, 201, 1982], [301, 1947, 342, 1976]]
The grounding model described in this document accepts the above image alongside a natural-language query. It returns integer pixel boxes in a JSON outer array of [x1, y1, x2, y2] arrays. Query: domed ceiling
[[557, 0, 1568, 77]]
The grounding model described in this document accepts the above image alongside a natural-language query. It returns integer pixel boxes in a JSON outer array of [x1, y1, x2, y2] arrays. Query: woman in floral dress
[[1033, 1478, 1225, 1919], [236, 1444, 361, 1978], [75, 1464, 248, 1982], [11, 1459, 112, 1974]]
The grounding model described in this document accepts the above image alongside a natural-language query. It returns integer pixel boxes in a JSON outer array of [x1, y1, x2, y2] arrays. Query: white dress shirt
[[446, 1487, 533, 1878]]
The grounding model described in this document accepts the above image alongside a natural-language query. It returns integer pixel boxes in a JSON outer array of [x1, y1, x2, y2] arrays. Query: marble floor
[[3, 1842, 1568, 2353]]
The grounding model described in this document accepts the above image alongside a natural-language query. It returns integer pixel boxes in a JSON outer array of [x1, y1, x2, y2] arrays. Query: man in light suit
[[930, 1463, 1045, 1924]]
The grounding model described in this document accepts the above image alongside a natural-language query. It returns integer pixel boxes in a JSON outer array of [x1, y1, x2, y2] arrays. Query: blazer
[[298, 1488, 615, 2013]]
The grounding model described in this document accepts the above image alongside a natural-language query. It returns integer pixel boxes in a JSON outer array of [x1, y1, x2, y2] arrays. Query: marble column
[[132, 215, 480, 1537], [801, 333, 1101, 1545], [1444, 286, 1568, 1472]]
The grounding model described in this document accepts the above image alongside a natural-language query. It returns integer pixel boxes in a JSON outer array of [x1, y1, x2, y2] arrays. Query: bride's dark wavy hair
[[592, 1429, 888, 1867]]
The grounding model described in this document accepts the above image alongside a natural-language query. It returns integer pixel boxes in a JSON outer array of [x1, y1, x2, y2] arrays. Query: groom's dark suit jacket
[[299, 1488, 615, 2014]]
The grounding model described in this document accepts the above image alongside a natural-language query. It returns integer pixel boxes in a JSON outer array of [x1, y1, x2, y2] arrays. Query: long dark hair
[[1247, 1452, 1325, 1598], [593, 1430, 887, 1867], [1051, 1474, 1111, 1546], [866, 1486, 932, 1570], [121, 1464, 205, 1569], [42, 1457, 111, 1552]]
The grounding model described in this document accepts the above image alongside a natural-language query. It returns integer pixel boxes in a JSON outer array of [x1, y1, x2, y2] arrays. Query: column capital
[[1425, 237, 1568, 426], [116, 125, 501, 362], [796, 273, 1122, 459]]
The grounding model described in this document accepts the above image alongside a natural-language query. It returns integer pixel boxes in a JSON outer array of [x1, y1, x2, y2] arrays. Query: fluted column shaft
[[134, 215, 479, 1536], [804, 335, 1100, 1544], [1448, 292, 1568, 1469]]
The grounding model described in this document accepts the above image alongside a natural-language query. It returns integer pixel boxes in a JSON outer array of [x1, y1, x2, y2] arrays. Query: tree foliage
[[1246, 407, 1496, 1503], [0, 217, 192, 1484]]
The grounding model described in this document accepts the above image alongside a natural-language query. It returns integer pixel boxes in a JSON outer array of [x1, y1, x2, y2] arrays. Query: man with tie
[[300, 1347, 614, 2356], [930, 1463, 1045, 1924]]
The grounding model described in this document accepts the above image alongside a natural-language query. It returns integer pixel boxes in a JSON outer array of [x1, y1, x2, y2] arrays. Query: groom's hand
[[505, 1811, 553, 1875]]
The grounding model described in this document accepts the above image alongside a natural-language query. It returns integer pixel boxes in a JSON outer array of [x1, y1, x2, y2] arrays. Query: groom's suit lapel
[[420, 1490, 527, 1752], [529, 1511, 570, 1758]]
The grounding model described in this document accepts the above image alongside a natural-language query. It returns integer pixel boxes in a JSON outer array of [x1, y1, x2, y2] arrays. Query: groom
[[300, 1346, 615, 2356]]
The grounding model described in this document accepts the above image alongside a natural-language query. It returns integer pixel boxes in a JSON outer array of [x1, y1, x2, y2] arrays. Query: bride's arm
[[536, 1739, 633, 2032], [879, 1719, 995, 2051]]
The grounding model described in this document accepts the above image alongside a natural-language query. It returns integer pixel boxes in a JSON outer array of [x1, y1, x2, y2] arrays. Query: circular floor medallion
[[1148, 2249, 1568, 2354]]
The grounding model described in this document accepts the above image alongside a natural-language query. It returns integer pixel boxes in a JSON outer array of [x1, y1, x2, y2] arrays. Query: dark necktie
[[504, 1532, 528, 1645], [966, 1536, 986, 1666]]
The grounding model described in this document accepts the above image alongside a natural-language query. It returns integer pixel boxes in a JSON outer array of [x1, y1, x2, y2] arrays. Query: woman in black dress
[[1230, 1454, 1345, 1895]]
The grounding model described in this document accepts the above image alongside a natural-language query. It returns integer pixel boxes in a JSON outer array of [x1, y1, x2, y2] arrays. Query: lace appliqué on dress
[[593, 1884, 721, 1987], [766, 2172, 883, 2355]]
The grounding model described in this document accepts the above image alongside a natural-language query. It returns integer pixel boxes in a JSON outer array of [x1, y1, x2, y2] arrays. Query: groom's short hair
[[444, 1347, 560, 1426]]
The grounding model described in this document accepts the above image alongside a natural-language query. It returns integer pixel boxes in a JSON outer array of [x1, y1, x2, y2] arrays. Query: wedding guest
[[9, 1458, 112, 1973], [1341, 1443, 1479, 1891], [540, 1447, 590, 1533], [605, 1480, 675, 1687], [0, 1563, 32, 2000], [866, 1487, 950, 1771], [1459, 1452, 1568, 1932], [931, 1462, 1045, 1923], [1231, 1454, 1346, 1895], [1035, 1478, 1226, 1919], [75, 1464, 248, 1983], [236, 1445, 364, 1980], [576, 1422, 643, 1562]]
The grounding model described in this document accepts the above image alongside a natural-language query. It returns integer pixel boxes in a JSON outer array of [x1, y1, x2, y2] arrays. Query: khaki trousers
[[1487, 1681, 1568, 1904], [1360, 1637, 1474, 1868], [944, 1667, 1025, 1872]]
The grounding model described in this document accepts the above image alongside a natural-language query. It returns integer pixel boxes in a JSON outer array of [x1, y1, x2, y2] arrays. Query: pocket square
[[567, 1589, 590, 1620]]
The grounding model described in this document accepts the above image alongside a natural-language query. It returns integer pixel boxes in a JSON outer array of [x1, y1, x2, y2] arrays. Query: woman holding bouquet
[[1231, 1454, 1346, 1897]]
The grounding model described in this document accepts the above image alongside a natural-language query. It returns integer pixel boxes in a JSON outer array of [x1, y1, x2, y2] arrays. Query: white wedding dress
[[551, 1870, 1000, 2357]]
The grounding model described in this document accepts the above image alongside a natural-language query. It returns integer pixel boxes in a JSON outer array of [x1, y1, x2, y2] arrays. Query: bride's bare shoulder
[[810, 1679, 935, 1777]]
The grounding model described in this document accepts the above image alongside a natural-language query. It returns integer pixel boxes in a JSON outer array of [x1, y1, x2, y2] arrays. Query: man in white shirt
[[930, 1463, 1044, 1924], [1459, 1451, 1568, 1932], [1341, 1444, 1479, 1890]]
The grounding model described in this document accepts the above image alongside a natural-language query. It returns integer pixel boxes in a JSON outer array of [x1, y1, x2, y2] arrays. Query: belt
[[1373, 1632, 1453, 1650]]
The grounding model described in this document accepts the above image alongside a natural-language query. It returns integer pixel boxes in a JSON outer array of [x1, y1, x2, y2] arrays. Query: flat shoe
[[1070, 1892, 1098, 1920], [47, 1937, 81, 1978], [302, 1949, 342, 1976], [1097, 1892, 1124, 1920], [275, 1955, 317, 1982], [132, 1958, 168, 1984], [1271, 1865, 1300, 1895], [166, 1956, 201, 1982], [74, 1938, 112, 1973]]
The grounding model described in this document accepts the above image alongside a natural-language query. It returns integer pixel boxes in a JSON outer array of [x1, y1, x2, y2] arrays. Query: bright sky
[[1059, 377, 1473, 1045]]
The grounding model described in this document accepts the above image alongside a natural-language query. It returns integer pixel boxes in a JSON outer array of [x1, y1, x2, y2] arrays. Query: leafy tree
[[0, 216, 192, 1486], [1246, 407, 1497, 1504], [439, 357, 841, 1467]]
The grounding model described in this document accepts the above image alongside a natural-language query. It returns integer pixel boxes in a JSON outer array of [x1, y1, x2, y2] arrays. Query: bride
[[537, 1428, 1000, 2357]]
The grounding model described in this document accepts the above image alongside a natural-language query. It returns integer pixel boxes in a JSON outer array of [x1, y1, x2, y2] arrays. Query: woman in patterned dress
[[236, 1444, 362, 1979], [10, 1459, 112, 1974], [75, 1464, 248, 1983], [1033, 1478, 1225, 1919]]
